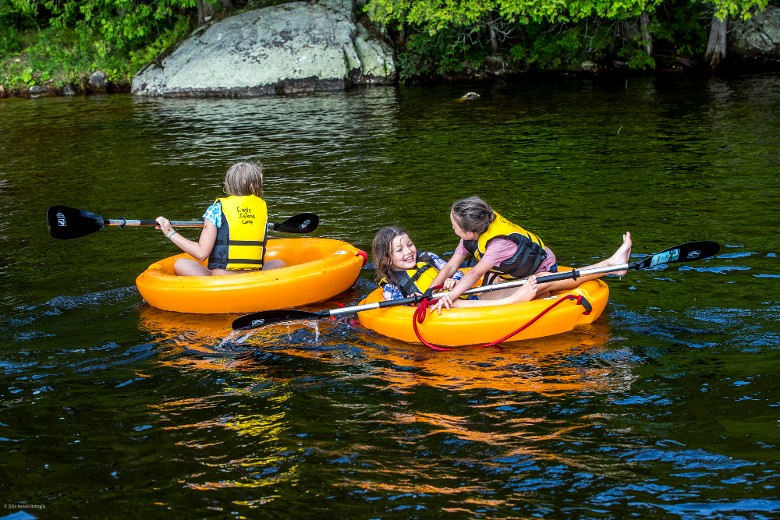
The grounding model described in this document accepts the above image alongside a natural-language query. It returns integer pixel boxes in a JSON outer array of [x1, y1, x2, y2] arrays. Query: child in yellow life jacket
[[371, 226, 538, 305], [430, 196, 632, 313], [155, 161, 284, 276]]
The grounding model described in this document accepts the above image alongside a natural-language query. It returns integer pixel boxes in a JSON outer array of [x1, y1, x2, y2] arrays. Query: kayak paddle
[[47, 205, 319, 240], [232, 240, 720, 331]]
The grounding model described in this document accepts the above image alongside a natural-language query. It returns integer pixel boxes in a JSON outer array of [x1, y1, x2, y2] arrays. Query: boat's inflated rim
[[357, 276, 609, 348], [136, 238, 366, 314]]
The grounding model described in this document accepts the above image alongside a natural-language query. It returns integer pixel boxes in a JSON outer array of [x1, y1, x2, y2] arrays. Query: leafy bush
[[397, 29, 488, 82], [129, 15, 193, 73], [509, 24, 588, 70], [0, 25, 23, 55], [0, 5, 194, 91], [0, 0, 197, 91], [651, 0, 710, 59]]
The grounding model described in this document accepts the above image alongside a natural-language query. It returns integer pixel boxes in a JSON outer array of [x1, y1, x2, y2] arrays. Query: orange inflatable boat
[[357, 277, 609, 347], [136, 238, 366, 314]]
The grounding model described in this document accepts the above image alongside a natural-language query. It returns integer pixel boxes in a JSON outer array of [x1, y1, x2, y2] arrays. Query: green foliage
[[0, 0, 775, 92], [365, 0, 662, 28], [617, 44, 657, 70], [508, 21, 617, 70], [1, 25, 103, 87], [0, 11, 193, 90], [397, 29, 487, 82], [35, 0, 198, 52], [706, 0, 768, 20], [0, 24, 23, 55], [0, 0, 199, 90], [129, 15, 192, 72], [652, 0, 710, 58], [366, 0, 774, 77]]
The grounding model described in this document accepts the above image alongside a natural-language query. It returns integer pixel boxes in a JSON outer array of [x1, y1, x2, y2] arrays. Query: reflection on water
[[1, 76, 779, 517], [134, 91, 400, 172], [138, 304, 658, 514], [139, 304, 624, 395]]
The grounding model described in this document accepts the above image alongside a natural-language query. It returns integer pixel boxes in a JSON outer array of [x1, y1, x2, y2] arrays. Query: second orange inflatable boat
[[136, 238, 366, 314]]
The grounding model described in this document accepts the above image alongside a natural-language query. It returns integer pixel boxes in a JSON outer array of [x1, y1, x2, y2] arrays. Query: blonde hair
[[223, 162, 264, 197], [451, 196, 495, 234], [372, 226, 409, 284]]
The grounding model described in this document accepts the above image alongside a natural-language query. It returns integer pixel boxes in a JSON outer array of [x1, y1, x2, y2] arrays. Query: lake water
[[1, 74, 778, 518]]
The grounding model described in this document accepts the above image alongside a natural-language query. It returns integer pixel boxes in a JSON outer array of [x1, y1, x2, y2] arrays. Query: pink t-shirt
[[457, 239, 557, 274]]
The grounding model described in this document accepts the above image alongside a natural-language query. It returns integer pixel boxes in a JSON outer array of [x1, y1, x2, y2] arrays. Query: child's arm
[[428, 250, 468, 288], [156, 217, 218, 262], [430, 252, 463, 290], [432, 258, 494, 312], [444, 258, 492, 299]]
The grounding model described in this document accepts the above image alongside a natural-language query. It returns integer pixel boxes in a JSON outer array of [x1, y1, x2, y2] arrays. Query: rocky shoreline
[[3, 3, 779, 99]]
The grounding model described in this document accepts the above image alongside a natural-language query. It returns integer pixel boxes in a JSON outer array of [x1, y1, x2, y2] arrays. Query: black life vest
[[462, 211, 547, 280]]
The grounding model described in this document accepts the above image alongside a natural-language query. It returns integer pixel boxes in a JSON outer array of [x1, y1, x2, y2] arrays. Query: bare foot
[[606, 231, 632, 275], [509, 275, 538, 303]]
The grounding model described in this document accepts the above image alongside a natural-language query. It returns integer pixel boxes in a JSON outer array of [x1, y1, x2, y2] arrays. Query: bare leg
[[174, 258, 212, 276], [451, 276, 538, 308], [262, 259, 286, 270], [537, 232, 632, 293], [174, 257, 287, 276]]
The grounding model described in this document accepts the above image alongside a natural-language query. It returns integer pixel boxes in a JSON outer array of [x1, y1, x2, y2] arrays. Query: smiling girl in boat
[[371, 226, 538, 305], [155, 161, 284, 276], [430, 196, 632, 312]]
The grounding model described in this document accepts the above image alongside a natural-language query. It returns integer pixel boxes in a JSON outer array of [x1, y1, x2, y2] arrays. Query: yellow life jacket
[[208, 195, 268, 270], [462, 211, 547, 279], [379, 252, 440, 297]]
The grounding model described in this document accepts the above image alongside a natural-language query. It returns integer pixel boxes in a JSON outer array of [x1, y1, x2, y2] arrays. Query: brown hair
[[371, 226, 410, 284], [451, 196, 495, 233], [223, 162, 264, 197]]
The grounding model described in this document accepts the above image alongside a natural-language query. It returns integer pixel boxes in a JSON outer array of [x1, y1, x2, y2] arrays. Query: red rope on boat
[[412, 293, 591, 351]]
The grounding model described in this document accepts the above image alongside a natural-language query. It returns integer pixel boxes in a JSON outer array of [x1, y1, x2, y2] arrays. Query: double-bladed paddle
[[231, 240, 720, 331], [47, 205, 319, 240]]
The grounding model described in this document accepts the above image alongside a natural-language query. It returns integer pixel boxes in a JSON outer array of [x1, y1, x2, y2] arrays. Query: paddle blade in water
[[47, 206, 105, 239], [232, 309, 326, 330]]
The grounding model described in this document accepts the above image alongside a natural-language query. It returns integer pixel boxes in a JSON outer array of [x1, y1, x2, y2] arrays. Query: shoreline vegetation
[[1, 0, 778, 98]]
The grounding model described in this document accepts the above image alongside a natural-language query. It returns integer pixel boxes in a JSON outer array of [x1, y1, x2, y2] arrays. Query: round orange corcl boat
[[357, 277, 609, 347], [136, 238, 366, 314]]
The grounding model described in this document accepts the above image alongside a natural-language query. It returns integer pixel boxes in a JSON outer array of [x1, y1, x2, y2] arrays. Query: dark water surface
[[1, 75, 778, 518]]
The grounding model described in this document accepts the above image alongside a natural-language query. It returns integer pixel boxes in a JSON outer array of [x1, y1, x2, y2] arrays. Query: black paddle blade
[[634, 241, 720, 270], [47, 206, 105, 239], [232, 309, 326, 331], [272, 213, 319, 234]]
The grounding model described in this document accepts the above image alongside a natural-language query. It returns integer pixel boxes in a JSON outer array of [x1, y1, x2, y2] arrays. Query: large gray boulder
[[730, 6, 780, 64], [131, 1, 395, 97]]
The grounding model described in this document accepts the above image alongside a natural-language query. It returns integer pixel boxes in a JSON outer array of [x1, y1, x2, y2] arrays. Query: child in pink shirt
[[430, 196, 632, 313]]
